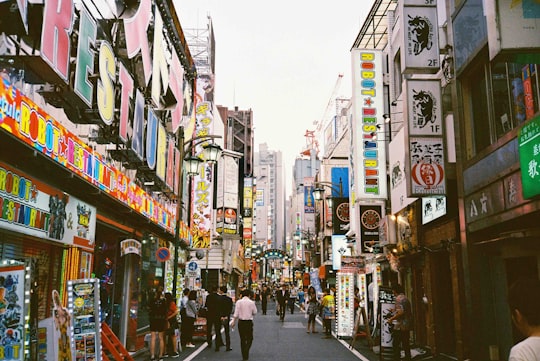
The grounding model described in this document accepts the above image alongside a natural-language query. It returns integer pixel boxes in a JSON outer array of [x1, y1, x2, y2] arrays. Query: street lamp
[[313, 180, 343, 206], [172, 127, 223, 298]]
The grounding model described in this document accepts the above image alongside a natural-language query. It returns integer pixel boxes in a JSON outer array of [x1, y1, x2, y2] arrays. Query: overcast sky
[[175, 1, 373, 189]]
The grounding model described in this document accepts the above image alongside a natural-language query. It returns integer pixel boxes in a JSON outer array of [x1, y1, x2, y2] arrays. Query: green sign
[[518, 115, 540, 199]]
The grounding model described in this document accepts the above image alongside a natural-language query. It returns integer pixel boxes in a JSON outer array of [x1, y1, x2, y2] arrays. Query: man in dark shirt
[[218, 286, 234, 351], [204, 285, 224, 351], [275, 284, 289, 321]]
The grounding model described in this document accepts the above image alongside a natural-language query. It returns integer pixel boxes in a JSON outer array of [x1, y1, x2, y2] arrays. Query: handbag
[[198, 306, 208, 318]]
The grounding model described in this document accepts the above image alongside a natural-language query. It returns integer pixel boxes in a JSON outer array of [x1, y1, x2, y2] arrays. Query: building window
[[462, 61, 539, 159]]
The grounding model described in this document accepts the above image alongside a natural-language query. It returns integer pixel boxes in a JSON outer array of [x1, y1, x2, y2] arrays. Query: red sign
[[243, 227, 252, 239], [155, 247, 171, 262]]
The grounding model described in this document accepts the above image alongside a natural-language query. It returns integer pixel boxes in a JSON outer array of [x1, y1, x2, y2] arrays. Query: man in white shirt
[[231, 289, 257, 361], [508, 278, 540, 361]]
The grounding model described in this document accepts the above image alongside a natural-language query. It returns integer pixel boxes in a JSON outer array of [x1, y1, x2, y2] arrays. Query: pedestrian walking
[[231, 289, 257, 361], [179, 288, 190, 350], [508, 278, 540, 361], [275, 284, 289, 321], [183, 290, 198, 349], [148, 286, 168, 361], [320, 288, 335, 339], [261, 284, 270, 315], [218, 285, 233, 352], [288, 285, 298, 314], [386, 284, 412, 361], [306, 286, 319, 334], [298, 287, 306, 312], [204, 285, 224, 350], [164, 292, 180, 358]]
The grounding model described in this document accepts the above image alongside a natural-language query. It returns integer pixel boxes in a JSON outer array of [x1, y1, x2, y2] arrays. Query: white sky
[[175, 1, 373, 188]]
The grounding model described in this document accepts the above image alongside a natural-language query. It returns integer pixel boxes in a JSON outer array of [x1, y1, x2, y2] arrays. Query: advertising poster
[[0, 264, 26, 361], [68, 279, 101, 361], [336, 272, 355, 337], [309, 270, 323, 295]]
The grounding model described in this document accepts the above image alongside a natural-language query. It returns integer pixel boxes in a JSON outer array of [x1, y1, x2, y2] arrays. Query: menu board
[[379, 286, 395, 347], [68, 279, 101, 361], [336, 272, 355, 337]]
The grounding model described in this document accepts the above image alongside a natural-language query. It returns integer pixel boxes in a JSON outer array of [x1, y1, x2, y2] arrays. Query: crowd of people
[[146, 278, 540, 361], [145, 282, 337, 361]]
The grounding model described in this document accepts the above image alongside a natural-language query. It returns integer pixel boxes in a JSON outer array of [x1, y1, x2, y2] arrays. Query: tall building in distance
[[254, 144, 285, 250]]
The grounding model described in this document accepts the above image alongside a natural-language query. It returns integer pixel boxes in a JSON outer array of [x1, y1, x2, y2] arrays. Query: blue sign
[[187, 261, 198, 271]]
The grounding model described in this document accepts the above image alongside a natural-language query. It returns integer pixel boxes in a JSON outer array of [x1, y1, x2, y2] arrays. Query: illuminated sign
[[0, 80, 174, 233], [0, 161, 97, 246], [351, 49, 387, 199], [519, 115, 540, 198]]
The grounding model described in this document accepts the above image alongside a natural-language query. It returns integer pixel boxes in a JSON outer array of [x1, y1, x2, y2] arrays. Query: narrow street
[[135, 300, 377, 361]]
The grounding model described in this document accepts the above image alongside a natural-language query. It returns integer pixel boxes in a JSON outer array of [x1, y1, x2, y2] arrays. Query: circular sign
[[336, 202, 350, 222], [187, 261, 198, 271], [361, 209, 381, 230], [74, 297, 84, 308], [155, 247, 171, 262]]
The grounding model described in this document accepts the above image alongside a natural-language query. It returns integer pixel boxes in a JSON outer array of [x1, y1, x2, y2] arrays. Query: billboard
[[351, 49, 387, 200], [407, 137, 446, 196], [389, 129, 417, 214]]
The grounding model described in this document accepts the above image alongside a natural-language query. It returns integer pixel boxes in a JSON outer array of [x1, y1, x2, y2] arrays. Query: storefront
[[0, 80, 178, 358]]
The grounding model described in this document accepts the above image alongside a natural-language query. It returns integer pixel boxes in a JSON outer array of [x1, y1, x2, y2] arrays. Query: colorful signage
[[518, 115, 540, 198], [0, 80, 174, 233], [68, 279, 101, 361], [351, 49, 387, 199], [0, 264, 26, 361], [336, 272, 355, 337], [0, 161, 97, 247]]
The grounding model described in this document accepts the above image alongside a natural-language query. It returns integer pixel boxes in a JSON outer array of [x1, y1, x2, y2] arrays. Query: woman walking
[[164, 292, 180, 357], [183, 290, 199, 348], [148, 287, 168, 361], [320, 288, 335, 339], [306, 286, 319, 333]]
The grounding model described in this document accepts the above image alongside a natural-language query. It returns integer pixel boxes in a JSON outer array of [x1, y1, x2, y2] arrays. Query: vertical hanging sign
[[351, 49, 387, 200]]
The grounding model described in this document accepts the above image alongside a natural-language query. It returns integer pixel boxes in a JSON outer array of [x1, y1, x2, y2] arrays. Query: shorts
[[308, 314, 316, 323], [149, 318, 168, 332]]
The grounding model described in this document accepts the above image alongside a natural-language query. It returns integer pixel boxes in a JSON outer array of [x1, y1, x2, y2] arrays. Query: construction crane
[[314, 73, 344, 136], [301, 73, 344, 157]]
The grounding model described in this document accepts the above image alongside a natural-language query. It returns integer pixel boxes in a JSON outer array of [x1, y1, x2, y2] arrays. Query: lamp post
[[312, 179, 344, 271], [171, 127, 222, 299]]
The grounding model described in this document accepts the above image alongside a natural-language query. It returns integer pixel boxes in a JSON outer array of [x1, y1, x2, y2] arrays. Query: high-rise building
[[254, 144, 285, 250]]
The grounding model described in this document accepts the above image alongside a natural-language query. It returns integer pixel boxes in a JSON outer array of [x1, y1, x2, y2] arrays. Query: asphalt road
[[134, 300, 378, 361]]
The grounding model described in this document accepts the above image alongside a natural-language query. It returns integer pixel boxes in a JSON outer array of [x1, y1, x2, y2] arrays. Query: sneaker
[[171, 352, 180, 358], [186, 343, 195, 348]]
